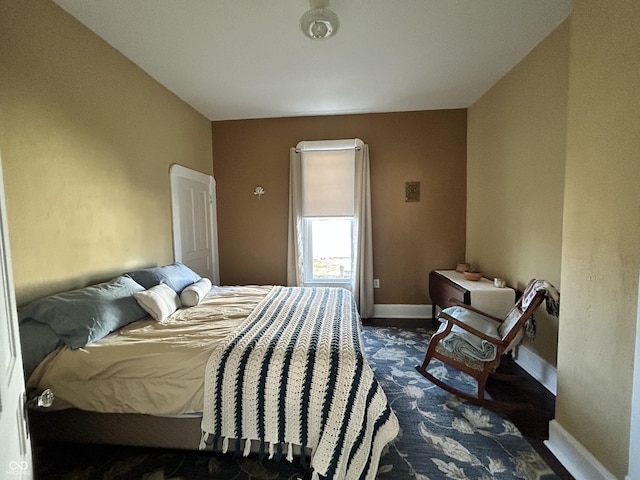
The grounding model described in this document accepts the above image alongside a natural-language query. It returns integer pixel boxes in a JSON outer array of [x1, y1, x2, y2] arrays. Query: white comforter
[[27, 285, 272, 415]]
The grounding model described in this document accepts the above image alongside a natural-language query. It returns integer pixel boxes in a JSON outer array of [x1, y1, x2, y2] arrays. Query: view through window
[[304, 217, 353, 283]]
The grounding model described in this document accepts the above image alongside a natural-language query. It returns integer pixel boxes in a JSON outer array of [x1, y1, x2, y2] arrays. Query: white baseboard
[[545, 420, 616, 480], [512, 343, 557, 395], [372, 304, 430, 319]]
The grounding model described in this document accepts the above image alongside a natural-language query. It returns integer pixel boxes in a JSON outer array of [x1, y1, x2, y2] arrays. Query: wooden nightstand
[[429, 270, 517, 324]]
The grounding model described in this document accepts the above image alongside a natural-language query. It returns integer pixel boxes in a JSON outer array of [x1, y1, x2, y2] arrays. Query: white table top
[[435, 270, 516, 317]]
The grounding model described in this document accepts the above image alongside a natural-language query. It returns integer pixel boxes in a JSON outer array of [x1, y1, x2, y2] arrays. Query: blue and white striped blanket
[[200, 286, 399, 480]]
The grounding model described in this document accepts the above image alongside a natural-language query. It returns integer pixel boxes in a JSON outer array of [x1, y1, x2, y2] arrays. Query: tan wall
[[470, 1, 640, 476], [557, 0, 640, 477], [212, 110, 467, 305], [467, 22, 569, 367], [0, 0, 213, 305]]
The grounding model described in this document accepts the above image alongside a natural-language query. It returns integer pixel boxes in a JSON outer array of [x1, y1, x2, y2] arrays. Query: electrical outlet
[[373, 279, 380, 288]]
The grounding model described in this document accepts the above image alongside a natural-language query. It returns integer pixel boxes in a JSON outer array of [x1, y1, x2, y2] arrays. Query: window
[[299, 140, 358, 287], [303, 217, 354, 284], [287, 138, 373, 318]]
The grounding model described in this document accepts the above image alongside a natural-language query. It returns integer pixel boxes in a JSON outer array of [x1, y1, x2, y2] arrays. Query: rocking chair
[[415, 278, 547, 410]]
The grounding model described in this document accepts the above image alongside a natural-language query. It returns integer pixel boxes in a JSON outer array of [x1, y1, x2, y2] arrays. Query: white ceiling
[[52, 0, 572, 121]]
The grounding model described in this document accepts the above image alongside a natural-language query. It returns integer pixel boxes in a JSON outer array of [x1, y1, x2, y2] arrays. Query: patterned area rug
[[34, 326, 558, 480], [365, 326, 556, 480]]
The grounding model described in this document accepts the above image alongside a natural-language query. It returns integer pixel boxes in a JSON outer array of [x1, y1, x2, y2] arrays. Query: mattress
[[27, 285, 273, 416]]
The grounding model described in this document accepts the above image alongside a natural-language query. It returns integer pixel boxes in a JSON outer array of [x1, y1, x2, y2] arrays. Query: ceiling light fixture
[[300, 1, 339, 40]]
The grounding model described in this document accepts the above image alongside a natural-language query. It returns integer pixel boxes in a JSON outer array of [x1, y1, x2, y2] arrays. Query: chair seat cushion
[[434, 343, 487, 372], [437, 306, 501, 361]]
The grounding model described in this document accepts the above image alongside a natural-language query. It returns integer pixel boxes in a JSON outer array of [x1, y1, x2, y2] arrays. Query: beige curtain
[[286, 142, 374, 318], [352, 145, 374, 318], [287, 147, 304, 287]]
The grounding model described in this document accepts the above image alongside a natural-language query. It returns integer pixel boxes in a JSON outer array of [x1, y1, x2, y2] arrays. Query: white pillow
[[133, 283, 181, 323], [180, 277, 212, 307]]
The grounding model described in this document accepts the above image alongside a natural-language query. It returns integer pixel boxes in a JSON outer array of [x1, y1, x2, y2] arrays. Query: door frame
[[169, 164, 219, 284], [629, 272, 640, 480]]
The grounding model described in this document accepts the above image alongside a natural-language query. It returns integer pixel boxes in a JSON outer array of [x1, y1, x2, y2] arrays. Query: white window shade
[[301, 149, 355, 217]]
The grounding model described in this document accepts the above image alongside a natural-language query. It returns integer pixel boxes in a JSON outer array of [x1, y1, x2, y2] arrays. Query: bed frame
[[29, 408, 310, 459], [29, 409, 203, 450]]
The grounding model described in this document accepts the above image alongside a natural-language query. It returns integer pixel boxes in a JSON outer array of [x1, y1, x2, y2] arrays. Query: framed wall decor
[[405, 181, 420, 202]]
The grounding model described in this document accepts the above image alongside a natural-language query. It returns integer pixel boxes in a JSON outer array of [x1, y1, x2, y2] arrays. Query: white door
[[0, 154, 33, 479], [170, 164, 219, 284]]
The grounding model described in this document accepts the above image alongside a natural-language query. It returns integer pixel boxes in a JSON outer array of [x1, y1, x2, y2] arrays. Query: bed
[[21, 263, 398, 480]]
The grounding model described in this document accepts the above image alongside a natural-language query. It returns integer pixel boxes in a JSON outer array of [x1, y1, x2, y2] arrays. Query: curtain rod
[[295, 146, 362, 153]]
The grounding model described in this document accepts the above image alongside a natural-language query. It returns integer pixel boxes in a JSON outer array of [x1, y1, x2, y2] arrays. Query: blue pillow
[[18, 275, 147, 349], [126, 262, 201, 294], [19, 319, 64, 379]]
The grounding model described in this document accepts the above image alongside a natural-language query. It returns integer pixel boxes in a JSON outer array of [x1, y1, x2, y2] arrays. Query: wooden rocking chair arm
[[446, 299, 503, 323], [438, 311, 505, 345]]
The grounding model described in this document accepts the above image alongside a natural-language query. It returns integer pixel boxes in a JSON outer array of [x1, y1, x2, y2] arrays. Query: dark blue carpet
[[365, 326, 557, 480]]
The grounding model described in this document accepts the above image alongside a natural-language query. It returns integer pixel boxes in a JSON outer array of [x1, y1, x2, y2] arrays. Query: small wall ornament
[[253, 186, 265, 199]]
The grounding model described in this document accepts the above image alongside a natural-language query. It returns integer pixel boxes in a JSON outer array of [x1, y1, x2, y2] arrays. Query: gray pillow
[[18, 275, 147, 349], [126, 262, 201, 294], [19, 319, 64, 379]]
